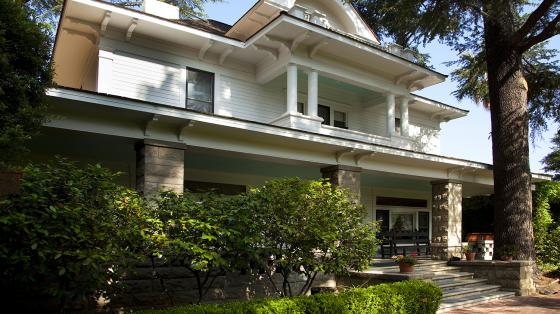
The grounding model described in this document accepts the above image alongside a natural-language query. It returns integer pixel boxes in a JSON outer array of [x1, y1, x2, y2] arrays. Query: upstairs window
[[186, 67, 213, 113], [395, 117, 402, 135], [318, 104, 330, 125], [334, 110, 348, 129]]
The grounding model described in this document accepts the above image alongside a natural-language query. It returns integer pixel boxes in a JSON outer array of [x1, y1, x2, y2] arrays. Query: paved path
[[446, 294, 560, 314]]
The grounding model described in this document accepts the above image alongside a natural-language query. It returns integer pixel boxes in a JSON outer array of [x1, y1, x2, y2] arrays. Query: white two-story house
[[41, 0, 548, 258]]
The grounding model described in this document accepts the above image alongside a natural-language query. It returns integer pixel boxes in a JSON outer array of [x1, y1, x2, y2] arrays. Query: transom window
[[186, 67, 214, 113], [334, 110, 348, 129]]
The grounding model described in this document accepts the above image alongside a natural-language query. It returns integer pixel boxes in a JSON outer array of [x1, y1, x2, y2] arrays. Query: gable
[[226, 0, 379, 43]]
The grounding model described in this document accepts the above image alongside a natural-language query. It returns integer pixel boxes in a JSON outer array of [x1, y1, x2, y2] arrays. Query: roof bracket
[[354, 152, 376, 166], [219, 47, 234, 65], [394, 70, 417, 85], [309, 40, 328, 59], [198, 39, 214, 60], [335, 148, 356, 163], [126, 18, 138, 41], [252, 44, 278, 60], [144, 114, 160, 137], [291, 31, 309, 52], [408, 74, 429, 91], [177, 120, 195, 142], [100, 11, 112, 34]]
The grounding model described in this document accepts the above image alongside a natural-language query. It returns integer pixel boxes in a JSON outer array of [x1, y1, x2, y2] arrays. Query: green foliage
[[392, 255, 417, 266], [148, 191, 237, 303], [543, 133, 560, 179], [0, 158, 150, 311], [533, 182, 560, 266], [247, 178, 378, 297], [138, 280, 442, 314], [0, 0, 53, 169]]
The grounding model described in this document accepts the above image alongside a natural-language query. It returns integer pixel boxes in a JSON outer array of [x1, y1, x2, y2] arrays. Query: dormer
[[226, 0, 380, 44]]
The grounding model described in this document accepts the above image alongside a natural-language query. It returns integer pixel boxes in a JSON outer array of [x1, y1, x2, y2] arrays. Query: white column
[[98, 50, 114, 94], [400, 97, 410, 137], [286, 63, 298, 114], [307, 69, 318, 117], [386, 93, 396, 136]]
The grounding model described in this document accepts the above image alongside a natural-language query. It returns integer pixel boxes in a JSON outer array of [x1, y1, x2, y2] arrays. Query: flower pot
[[0, 171, 22, 198], [399, 263, 414, 273], [465, 252, 476, 261]]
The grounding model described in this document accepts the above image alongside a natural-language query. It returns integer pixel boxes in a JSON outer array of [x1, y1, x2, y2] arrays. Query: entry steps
[[369, 259, 516, 312]]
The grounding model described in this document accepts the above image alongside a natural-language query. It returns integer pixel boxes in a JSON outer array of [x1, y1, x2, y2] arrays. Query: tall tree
[[0, 0, 53, 169], [353, 0, 560, 260]]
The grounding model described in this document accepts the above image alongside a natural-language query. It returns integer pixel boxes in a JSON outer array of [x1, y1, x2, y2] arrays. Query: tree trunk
[[484, 4, 535, 261]]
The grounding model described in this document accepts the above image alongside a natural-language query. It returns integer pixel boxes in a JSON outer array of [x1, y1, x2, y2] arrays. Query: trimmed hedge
[[138, 280, 442, 314]]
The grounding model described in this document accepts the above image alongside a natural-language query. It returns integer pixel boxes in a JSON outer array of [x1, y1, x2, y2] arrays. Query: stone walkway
[[445, 294, 560, 314]]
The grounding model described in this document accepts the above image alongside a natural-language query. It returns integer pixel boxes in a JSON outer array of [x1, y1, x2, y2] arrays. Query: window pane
[[297, 102, 304, 114], [418, 211, 429, 232], [187, 99, 212, 113], [318, 105, 330, 125], [392, 213, 414, 232], [395, 118, 401, 135], [334, 110, 347, 128], [187, 69, 213, 103], [376, 210, 390, 232]]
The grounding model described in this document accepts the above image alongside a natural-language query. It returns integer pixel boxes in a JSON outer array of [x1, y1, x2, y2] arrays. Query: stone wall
[[108, 262, 336, 310], [449, 260, 536, 296]]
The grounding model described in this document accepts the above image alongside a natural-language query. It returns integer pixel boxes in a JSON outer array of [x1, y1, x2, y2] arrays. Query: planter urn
[[465, 252, 476, 261], [399, 263, 414, 273]]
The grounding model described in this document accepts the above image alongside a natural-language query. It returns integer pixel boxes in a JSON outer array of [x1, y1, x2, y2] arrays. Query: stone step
[[438, 290, 516, 313], [436, 278, 488, 289], [442, 284, 502, 298], [431, 272, 474, 282]]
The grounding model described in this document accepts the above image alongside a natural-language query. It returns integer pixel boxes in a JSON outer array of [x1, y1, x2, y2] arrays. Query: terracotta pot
[[0, 171, 22, 198], [399, 263, 415, 273], [465, 252, 476, 261]]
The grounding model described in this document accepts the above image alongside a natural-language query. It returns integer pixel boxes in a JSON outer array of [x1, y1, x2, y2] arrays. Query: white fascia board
[[410, 94, 468, 119], [71, 0, 244, 47], [48, 87, 495, 170]]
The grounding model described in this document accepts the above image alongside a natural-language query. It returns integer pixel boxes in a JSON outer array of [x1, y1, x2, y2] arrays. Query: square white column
[[286, 63, 298, 114], [307, 69, 318, 117], [400, 97, 410, 137], [386, 94, 396, 137]]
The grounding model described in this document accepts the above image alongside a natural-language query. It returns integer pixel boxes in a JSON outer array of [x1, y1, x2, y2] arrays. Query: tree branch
[[511, 0, 556, 47], [520, 12, 560, 52]]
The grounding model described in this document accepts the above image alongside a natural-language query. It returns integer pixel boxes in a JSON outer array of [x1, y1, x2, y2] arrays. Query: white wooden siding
[[112, 51, 185, 108]]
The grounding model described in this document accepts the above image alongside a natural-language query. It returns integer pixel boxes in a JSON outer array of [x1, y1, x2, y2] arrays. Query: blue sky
[[203, 0, 559, 173]]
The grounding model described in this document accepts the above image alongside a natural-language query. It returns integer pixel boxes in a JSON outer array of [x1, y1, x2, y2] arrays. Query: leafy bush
[[247, 178, 378, 297], [138, 280, 442, 314], [0, 158, 150, 311], [532, 182, 560, 267]]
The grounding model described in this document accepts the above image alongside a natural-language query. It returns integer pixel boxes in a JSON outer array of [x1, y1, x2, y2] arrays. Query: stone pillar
[[307, 69, 318, 117], [136, 141, 184, 195], [321, 165, 362, 203], [386, 94, 396, 137], [286, 63, 298, 114], [431, 180, 463, 260], [399, 97, 409, 137]]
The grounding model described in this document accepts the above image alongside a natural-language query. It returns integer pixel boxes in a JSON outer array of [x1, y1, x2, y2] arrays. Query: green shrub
[[138, 280, 442, 314], [0, 158, 150, 311], [247, 178, 378, 297]]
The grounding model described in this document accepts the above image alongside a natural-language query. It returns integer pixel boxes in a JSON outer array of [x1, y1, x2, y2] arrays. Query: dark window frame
[[318, 104, 330, 125], [186, 66, 215, 113], [334, 110, 348, 129]]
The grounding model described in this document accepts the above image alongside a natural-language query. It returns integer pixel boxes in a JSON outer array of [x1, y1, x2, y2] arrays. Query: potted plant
[[463, 245, 476, 261], [500, 245, 517, 262], [393, 254, 417, 273]]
